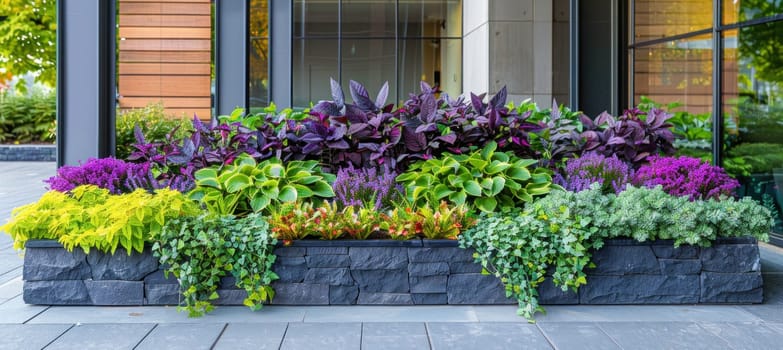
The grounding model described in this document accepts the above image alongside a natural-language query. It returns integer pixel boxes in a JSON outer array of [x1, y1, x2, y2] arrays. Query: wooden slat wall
[[117, 0, 212, 119]]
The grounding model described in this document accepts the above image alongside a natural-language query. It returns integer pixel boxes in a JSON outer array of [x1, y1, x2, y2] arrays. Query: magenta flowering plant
[[632, 156, 739, 201], [332, 164, 402, 211], [45, 157, 153, 194], [555, 152, 632, 194]]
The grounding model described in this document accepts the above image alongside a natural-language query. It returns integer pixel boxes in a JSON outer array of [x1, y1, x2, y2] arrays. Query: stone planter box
[[0, 144, 56, 161], [21, 237, 763, 306]]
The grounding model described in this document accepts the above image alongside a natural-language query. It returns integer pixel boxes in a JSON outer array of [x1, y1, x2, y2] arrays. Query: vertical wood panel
[[117, 0, 212, 119]]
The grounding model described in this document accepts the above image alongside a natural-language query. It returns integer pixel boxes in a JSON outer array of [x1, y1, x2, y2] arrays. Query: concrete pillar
[[215, 0, 249, 116], [462, 0, 570, 107]]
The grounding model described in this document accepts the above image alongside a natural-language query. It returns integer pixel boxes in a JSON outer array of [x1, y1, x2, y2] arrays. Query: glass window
[[633, 34, 714, 159], [399, 0, 462, 38], [293, 39, 339, 107], [398, 39, 461, 103], [294, 0, 339, 38], [634, 0, 713, 42], [248, 0, 269, 112], [341, 39, 397, 102], [288, 0, 462, 108], [722, 22, 783, 232], [723, 0, 783, 25], [341, 1, 395, 37]]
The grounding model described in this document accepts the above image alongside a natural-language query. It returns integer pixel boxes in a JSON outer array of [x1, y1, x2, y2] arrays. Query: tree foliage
[[0, 0, 57, 88]]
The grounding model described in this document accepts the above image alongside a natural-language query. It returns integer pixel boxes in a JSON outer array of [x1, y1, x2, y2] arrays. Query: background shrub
[[115, 103, 192, 159], [0, 91, 56, 143]]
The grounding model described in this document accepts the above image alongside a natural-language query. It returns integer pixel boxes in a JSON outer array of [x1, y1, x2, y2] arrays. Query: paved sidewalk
[[1, 161, 783, 350]]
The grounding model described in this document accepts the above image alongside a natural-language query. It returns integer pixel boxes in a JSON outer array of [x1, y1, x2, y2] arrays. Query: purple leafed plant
[[333, 164, 401, 211], [556, 152, 632, 194], [633, 156, 739, 201], [45, 157, 153, 194], [581, 107, 676, 168]]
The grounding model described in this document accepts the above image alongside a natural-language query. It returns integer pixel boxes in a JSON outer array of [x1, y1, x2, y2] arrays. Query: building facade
[[57, 0, 783, 243]]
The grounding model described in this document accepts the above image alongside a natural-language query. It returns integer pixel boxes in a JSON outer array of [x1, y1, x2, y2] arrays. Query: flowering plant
[[632, 156, 739, 200], [45, 157, 153, 194], [555, 152, 632, 194], [333, 165, 401, 210]]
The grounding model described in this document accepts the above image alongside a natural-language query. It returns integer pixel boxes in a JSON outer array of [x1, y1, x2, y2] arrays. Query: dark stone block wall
[[21, 238, 763, 306], [0, 145, 56, 161]]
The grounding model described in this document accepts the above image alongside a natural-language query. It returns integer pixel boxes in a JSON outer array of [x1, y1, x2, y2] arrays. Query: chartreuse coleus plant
[[396, 141, 555, 212], [154, 213, 278, 317], [0, 185, 201, 254], [188, 154, 335, 216]]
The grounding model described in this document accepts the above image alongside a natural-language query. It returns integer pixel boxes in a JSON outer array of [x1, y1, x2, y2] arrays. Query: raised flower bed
[[22, 237, 762, 306]]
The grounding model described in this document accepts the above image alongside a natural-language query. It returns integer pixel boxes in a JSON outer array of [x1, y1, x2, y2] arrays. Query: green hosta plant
[[154, 213, 278, 317], [460, 187, 609, 321], [189, 154, 335, 216], [1, 185, 201, 254], [396, 141, 554, 212]]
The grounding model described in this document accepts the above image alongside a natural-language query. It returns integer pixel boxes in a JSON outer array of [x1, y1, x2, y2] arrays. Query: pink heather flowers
[[45, 157, 152, 194], [333, 165, 401, 210], [556, 152, 632, 194], [633, 156, 739, 201]]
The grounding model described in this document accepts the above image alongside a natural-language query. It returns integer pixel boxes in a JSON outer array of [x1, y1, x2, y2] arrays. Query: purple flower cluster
[[333, 165, 401, 210], [633, 156, 739, 201], [556, 152, 632, 194], [45, 157, 153, 194]]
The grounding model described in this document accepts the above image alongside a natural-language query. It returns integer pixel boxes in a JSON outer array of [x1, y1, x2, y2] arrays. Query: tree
[[0, 0, 57, 88]]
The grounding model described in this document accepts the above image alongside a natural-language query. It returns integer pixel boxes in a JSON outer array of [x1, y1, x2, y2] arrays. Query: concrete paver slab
[[598, 322, 731, 350], [134, 323, 226, 350], [700, 322, 783, 350], [427, 322, 552, 350], [280, 322, 361, 350], [28, 305, 306, 324], [212, 323, 288, 350], [537, 322, 620, 350], [45, 323, 154, 350], [361, 323, 430, 350], [0, 295, 48, 324], [0, 277, 22, 299], [302, 306, 479, 322], [0, 324, 71, 350], [739, 305, 783, 323]]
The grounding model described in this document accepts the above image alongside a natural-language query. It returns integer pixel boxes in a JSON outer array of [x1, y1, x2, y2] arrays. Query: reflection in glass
[[341, 39, 397, 103], [398, 39, 461, 103], [722, 22, 783, 234], [248, 0, 269, 111], [634, 0, 712, 42], [294, 0, 339, 38], [293, 39, 339, 107], [399, 0, 462, 38], [341, 1, 395, 37], [633, 34, 714, 159], [723, 0, 783, 25]]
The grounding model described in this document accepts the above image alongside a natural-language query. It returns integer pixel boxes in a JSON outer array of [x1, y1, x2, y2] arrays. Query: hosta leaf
[[491, 177, 506, 196], [250, 196, 271, 212], [464, 180, 482, 196], [433, 184, 455, 199], [481, 141, 497, 160], [486, 160, 511, 174], [225, 173, 252, 193], [279, 185, 298, 202], [475, 197, 497, 212], [292, 184, 314, 198], [310, 181, 335, 197], [448, 190, 467, 205]]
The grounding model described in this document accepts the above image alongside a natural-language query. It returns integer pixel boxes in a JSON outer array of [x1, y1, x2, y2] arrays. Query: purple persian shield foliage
[[582, 107, 676, 167], [333, 164, 401, 211], [45, 157, 153, 194], [127, 116, 273, 192], [633, 156, 740, 201], [309, 78, 401, 170], [555, 152, 632, 194]]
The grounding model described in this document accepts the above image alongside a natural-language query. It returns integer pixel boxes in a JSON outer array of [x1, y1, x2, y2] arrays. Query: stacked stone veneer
[[0, 145, 56, 161], [22, 238, 763, 306]]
